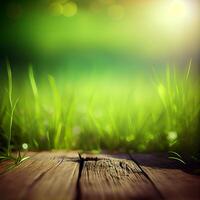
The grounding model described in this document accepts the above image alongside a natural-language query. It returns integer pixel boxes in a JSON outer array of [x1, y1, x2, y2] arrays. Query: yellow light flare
[[152, 0, 196, 34], [169, 0, 189, 18]]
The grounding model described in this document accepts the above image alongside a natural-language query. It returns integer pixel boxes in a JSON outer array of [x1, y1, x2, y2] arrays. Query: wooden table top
[[0, 151, 199, 200]]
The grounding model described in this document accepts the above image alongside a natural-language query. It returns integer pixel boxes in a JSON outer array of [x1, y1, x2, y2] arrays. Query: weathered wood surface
[[130, 153, 200, 200], [80, 153, 162, 200], [0, 151, 199, 200], [0, 151, 79, 200]]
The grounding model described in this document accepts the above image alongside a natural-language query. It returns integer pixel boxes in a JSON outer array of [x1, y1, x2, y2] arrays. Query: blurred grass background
[[0, 0, 200, 153]]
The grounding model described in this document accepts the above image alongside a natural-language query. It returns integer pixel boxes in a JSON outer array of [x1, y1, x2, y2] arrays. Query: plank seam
[[74, 154, 104, 200], [129, 154, 165, 200]]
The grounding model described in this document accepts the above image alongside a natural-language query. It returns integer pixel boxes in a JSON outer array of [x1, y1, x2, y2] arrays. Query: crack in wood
[[86, 158, 141, 180], [74, 154, 124, 200], [74, 154, 152, 200], [1, 152, 199, 200], [74, 153, 84, 200]]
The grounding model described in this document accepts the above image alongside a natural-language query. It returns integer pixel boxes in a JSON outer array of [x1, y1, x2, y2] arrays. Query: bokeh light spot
[[22, 143, 28, 150], [63, 2, 78, 17], [168, 131, 177, 142], [158, 84, 166, 97], [72, 126, 81, 135]]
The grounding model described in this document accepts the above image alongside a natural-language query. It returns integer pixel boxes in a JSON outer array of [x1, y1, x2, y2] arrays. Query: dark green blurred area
[[0, 0, 200, 153], [0, 0, 200, 74]]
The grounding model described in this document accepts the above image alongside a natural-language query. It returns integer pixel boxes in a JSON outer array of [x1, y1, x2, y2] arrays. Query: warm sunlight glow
[[169, 0, 189, 18], [153, 0, 196, 35]]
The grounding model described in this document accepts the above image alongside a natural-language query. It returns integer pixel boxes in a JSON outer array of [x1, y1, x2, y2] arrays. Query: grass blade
[[168, 156, 186, 164]]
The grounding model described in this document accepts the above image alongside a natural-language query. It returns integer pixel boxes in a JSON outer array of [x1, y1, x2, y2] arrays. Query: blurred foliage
[[0, 62, 199, 153], [0, 0, 199, 64], [0, 1, 199, 154]]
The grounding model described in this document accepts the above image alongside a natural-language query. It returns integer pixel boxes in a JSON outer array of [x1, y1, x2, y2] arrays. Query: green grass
[[0, 61, 29, 166], [0, 62, 199, 154]]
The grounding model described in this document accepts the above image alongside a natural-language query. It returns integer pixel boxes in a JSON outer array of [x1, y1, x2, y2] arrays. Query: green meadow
[[0, 61, 199, 154], [0, 0, 199, 156]]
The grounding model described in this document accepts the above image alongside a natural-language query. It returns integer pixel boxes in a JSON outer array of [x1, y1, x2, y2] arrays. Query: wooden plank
[[131, 153, 200, 200], [79, 153, 162, 200], [0, 152, 37, 175], [1, 151, 199, 200], [0, 151, 79, 200]]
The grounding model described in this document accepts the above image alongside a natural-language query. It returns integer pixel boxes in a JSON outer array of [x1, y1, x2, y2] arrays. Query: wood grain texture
[[131, 153, 200, 200], [0, 152, 37, 175], [80, 154, 162, 200], [0, 152, 199, 200], [0, 151, 79, 200]]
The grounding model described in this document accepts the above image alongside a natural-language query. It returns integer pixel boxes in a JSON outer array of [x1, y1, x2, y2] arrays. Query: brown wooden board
[[0, 152, 37, 175], [79, 153, 163, 200], [0, 151, 79, 200], [0, 151, 200, 200], [130, 153, 200, 200]]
